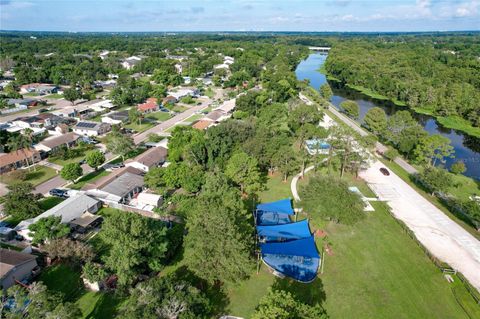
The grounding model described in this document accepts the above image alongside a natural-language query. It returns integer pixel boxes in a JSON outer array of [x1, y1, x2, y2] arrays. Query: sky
[[0, 0, 479, 32]]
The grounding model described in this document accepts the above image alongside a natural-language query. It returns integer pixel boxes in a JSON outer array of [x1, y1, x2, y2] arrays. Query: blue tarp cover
[[257, 219, 311, 242], [256, 211, 291, 226], [260, 236, 320, 283], [256, 198, 294, 215]]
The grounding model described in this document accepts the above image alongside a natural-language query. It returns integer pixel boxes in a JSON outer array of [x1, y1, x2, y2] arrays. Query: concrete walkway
[[291, 165, 315, 202]]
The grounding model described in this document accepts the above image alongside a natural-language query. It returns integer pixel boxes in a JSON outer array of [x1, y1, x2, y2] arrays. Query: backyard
[[221, 171, 476, 319], [38, 264, 123, 318], [70, 169, 109, 190]]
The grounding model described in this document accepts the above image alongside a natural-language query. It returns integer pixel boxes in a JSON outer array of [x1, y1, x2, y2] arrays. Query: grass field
[[183, 113, 204, 123], [124, 121, 155, 133], [39, 196, 65, 211], [146, 111, 172, 122], [0, 166, 57, 186], [39, 264, 123, 318], [222, 172, 474, 319]]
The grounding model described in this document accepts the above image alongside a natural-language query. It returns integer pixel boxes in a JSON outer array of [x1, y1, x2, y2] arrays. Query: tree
[[7, 134, 33, 171], [288, 103, 323, 132], [28, 216, 70, 245], [3, 182, 41, 221], [363, 107, 387, 135], [120, 274, 211, 319], [23, 128, 37, 171], [82, 262, 108, 283], [105, 131, 135, 161], [340, 100, 359, 119], [85, 150, 105, 171], [301, 174, 365, 225], [384, 148, 399, 161], [144, 167, 166, 191], [252, 288, 328, 319], [128, 107, 143, 125], [450, 161, 466, 175], [319, 83, 333, 101], [184, 173, 253, 284], [5, 282, 81, 319], [60, 162, 83, 183], [100, 211, 168, 286], [273, 146, 299, 182], [162, 162, 205, 193], [63, 88, 81, 105], [417, 167, 453, 195], [413, 134, 455, 167], [43, 238, 94, 265], [225, 151, 263, 195]]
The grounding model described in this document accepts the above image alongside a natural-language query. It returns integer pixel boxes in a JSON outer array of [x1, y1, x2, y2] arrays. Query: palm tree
[[23, 128, 37, 171], [7, 134, 33, 172]]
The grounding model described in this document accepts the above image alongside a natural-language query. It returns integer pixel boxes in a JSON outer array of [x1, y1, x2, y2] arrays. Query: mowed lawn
[[0, 166, 57, 186], [224, 174, 472, 319]]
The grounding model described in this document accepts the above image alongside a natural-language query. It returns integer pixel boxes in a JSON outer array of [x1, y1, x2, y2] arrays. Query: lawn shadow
[[85, 293, 123, 319], [26, 170, 46, 180], [172, 265, 229, 316], [271, 276, 326, 306]]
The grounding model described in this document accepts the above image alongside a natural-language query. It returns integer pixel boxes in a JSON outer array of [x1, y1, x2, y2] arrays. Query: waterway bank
[[296, 53, 480, 180]]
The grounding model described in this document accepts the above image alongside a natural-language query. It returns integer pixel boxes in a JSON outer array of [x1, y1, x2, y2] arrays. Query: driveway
[[360, 160, 480, 292]]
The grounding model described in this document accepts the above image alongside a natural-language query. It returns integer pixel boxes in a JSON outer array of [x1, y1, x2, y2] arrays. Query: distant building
[[167, 88, 198, 101], [35, 85, 58, 95], [73, 121, 111, 137], [162, 96, 177, 105], [0, 249, 39, 291], [175, 63, 183, 74], [7, 98, 38, 108], [125, 146, 168, 172], [192, 119, 214, 130], [137, 98, 159, 113], [121, 56, 142, 70]]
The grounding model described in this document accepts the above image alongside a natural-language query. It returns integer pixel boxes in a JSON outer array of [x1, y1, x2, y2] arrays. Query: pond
[[295, 53, 480, 181]]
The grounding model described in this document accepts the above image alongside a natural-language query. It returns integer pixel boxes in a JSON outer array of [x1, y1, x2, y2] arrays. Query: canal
[[295, 53, 480, 180]]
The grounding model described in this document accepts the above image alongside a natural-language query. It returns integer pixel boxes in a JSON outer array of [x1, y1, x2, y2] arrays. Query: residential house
[[214, 98, 236, 114], [205, 109, 228, 122], [99, 50, 110, 60], [35, 132, 80, 153], [7, 98, 38, 108], [0, 149, 41, 174], [13, 113, 62, 131], [73, 121, 111, 137], [83, 166, 145, 204], [121, 56, 142, 70], [15, 194, 102, 241], [137, 98, 159, 114], [86, 99, 115, 112], [101, 110, 129, 125], [167, 88, 198, 101], [130, 192, 163, 211], [192, 119, 214, 130], [52, 104, 94, 119], [0, 249, 39, 291], [175, 63, 183, 74], [125, 146, 168, 172], [162, 96, 177, 105], [35, 85, 58, 95], [19, 83, 42, 94]]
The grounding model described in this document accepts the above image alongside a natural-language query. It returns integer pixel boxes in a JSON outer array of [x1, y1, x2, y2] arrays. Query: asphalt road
[[133, 98, 211, 144]]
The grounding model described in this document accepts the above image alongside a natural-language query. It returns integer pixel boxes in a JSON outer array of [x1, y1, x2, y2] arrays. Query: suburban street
[[133, 97, 211, 144]]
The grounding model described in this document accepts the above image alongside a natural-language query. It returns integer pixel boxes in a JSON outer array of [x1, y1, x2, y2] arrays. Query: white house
[[121, 56, 142, 70], [73, 121, 111, 137], [125, 146, 168, 172]]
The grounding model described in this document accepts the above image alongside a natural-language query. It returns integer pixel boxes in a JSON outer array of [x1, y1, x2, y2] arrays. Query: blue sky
[[1, 0, 479, 32]]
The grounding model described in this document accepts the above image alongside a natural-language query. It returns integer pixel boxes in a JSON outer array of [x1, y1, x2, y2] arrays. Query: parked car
[[79, 159, 86, 165], [49, 188, 69, 198], [379, 167, 390, 176], [104, 163, 124, 171]]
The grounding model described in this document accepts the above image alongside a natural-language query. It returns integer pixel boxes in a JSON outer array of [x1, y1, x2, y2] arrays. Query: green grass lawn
[[70, 169, 109, 190], [146, 111, 172, 122], [39, 196, 65, 211], [38, 264, 123, 318], [222, 173, 474, 319], [124, 121, 155, 133], [44, 93, 64, 99], [184, 113, 205, 123], [0, 166, 57, 187]]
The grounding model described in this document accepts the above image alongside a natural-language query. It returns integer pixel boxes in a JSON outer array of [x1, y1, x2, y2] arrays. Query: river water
[[295, 53, 480, 180]]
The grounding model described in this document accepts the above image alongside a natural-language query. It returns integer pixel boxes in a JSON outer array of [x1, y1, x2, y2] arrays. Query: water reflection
[[295, 53, 480, 180]]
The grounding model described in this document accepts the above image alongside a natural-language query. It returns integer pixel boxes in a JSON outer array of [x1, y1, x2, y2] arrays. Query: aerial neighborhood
[[0, 21, 480, 319]]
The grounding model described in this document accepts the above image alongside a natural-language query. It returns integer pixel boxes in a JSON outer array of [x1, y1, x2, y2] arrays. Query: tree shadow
[[85, 292, 124, 319], [271, 276, 327, 306], [172, 265, 229, 316]]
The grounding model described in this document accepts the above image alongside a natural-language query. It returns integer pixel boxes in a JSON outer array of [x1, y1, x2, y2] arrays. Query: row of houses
[[20, 83, 59, 95], [192, 98, 236, 130]]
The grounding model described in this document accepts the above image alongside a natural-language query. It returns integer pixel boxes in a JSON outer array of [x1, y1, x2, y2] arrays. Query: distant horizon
[[1, 0, 479, 33]]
